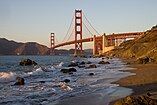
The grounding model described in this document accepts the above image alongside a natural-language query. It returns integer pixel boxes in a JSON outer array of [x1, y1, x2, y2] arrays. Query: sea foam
[[0, 72, 17, 82]]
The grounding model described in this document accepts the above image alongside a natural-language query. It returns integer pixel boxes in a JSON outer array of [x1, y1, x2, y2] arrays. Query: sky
[[0, 0, 157, 49]]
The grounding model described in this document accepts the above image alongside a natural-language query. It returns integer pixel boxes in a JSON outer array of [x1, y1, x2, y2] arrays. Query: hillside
[[0, 38, 93, 55], [0, 38, 49, 55], [106, 25, 157, 63]]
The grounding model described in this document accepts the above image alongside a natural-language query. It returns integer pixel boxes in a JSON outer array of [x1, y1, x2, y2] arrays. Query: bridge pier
[[93, 35, 96, 55], [102, 33, 108, 52], [74, 9, 83, 57], [50, 33, 55, 55]]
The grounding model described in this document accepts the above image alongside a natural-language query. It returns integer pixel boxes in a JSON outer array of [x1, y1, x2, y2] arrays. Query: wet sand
[[110, 63, 157, 105]]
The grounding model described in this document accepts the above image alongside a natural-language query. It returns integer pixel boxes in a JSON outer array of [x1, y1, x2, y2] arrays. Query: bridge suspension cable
[[55, 37, 59, 44], [62, 15, 74, 42], [83, 13, 100, 35], [82, 22, 93, 37], [67, 28, 74, 41]]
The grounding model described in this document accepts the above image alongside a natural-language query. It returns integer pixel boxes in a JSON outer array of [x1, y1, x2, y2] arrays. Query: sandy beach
[[110, 62, 157, 104]]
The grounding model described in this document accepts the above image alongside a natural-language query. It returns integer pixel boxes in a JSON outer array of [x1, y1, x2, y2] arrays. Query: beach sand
[[110, 63, 157, 105]]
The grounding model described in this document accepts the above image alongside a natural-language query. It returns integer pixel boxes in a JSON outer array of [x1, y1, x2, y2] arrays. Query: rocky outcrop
[[68, 62, 79, 67], [19, 59, 37, 66], [60, 68, 77, 73], [136, 56, 155, 64], [14, 77, 25, 85], [98, 61, 110, 64], [114, 95, 157, 105], [89, 73, 94, 76], [85, 64, 97, 69]]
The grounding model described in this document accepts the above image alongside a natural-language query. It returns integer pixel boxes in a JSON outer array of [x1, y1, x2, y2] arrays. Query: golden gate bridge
[[50, 9, 145, 57]]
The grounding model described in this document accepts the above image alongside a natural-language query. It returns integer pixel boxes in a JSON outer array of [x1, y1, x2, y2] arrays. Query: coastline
[[110, 61, 157, 105], [50, 57, 157, 105]]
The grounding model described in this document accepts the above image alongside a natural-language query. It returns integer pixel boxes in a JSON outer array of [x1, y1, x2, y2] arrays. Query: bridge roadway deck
[[53, 32, 145, 48]]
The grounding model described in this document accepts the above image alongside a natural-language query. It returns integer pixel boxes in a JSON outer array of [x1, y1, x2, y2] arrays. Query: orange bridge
[[50, 10, 146, 56]]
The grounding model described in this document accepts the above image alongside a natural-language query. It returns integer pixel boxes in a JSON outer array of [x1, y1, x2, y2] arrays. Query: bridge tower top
[[74, 9, 83, 57]]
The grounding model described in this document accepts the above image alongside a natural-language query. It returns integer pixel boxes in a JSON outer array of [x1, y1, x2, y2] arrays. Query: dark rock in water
[[98, 61, 110, 64], [60, 68, 77, 73], [20, 59, 37, 66], [114, 95, 157, 105], [85, 64, 97, 69], [60, 69, 70, 73], [61, 79, 70, 83], [68, 62, 78, 67], [69, 68, 77, 72], [80, 61, 85, 65], [102, 57, 105, 60], [39, 81, 45, 83], [89, 73, 94, 76], [14, 77, 25, 85]]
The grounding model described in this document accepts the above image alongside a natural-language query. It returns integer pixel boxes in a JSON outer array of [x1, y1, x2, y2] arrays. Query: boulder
[[137, 57, 149, 64], [80, 61, 85, 65], [60, 69, 70, 73], [20, 59, 37, 66], [85, 64, 97, 69], [14, 77, 25, 85], [89, 73, 94, 76], [114, 95, 157, 105], [61, 79, 70, 83], [68, 62, 78, 67], [137, 56, 155, 64], [60, 68, 77, 73], [69, 68, 77, 72], [98, 61, 110, 64]]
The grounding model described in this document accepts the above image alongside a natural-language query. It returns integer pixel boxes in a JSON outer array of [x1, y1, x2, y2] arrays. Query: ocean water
[[0, 56, 135, 105]]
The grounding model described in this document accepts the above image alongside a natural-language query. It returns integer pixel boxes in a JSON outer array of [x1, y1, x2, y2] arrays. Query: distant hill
[[55, 49, 93, 56], [0, 38, 93, 55], [0, 38, 49, 55], [106, 25, 157, 63]]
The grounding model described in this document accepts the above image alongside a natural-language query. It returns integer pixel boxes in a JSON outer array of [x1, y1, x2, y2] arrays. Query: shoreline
[[53, 58, 137, 105], [52, 58, 157, 105], [110, 61, 157, 105]]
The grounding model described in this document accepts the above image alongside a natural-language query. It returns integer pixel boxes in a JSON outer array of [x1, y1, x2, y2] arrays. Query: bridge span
[[52, 31, 145, 56], [50, 9, 146, 56]]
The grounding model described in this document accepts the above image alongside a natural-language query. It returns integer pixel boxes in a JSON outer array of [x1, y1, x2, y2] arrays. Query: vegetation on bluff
[[106, 25, 157, 64]]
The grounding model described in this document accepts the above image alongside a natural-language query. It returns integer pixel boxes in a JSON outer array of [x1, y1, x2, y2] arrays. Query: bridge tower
[[74, 9, 83, 57], [50, 33, 55, 55]]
